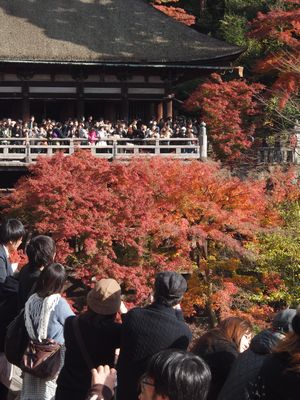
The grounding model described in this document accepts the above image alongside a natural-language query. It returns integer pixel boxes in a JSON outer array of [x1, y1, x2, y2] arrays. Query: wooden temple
[[0, 0, 242, 122]]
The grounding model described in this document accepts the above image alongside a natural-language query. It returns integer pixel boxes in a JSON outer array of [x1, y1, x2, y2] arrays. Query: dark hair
[[35, 263, 66, 298], [0, 219, 25, 245], [26, 235, 56, 270], [143, 350, 211, 400]]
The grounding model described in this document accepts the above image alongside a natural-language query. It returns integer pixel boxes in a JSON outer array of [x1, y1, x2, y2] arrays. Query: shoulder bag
[[20, 337, 62, 380], [5, 308, 29, 367]]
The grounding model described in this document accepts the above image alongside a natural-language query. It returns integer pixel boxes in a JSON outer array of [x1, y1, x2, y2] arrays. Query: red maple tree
[[184, 73, 264, 163], [0, 152, 277, 308], [250, 0, 300, 106]]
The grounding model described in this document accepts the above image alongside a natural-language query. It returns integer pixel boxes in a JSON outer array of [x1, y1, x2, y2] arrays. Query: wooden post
[[157, 102, 163, 121], [149, 102, 155, 121], [121, 96, 129, 121], [166, 98, 173, 119], [77, 83, 84, 119]]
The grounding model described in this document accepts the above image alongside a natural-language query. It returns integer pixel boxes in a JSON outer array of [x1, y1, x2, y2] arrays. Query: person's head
[[26, 235, 56, 270], [139, 350, 211, 400], [35, 263, 66, 298], [0, 218, 25, 251], [273, 305, 300, 373], [272, 308, 297, 335], [219, 317, 253, 352], [153, 271, 187, 307], [87, 278, 121, 316]]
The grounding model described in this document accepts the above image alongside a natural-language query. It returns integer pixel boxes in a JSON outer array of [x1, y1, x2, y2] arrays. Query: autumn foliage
[[152, 3, 196, 26], [1, 152, 299, 324], [0, 153, 277, 305], [184, 73, 264, 162], [250, 0, 300, 106]]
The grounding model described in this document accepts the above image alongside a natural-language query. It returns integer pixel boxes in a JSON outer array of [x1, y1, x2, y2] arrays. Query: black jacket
[[56, 313, 121, 400], [218, 329, 281, 400], [193, 334, 239, 400], [248, 352, 300, 400], [116, 303, 191, 400], [0, 244, 19, 351]]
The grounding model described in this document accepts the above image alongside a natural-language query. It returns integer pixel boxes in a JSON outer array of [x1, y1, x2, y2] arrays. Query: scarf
[[25, 293, 61, 342]]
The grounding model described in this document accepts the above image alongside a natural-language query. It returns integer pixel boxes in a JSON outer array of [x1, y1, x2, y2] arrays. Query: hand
[[91, 365, 117, 392]]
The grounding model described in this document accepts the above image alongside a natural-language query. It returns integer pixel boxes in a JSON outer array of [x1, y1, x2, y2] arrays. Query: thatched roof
[[0, 0, 242, 64]]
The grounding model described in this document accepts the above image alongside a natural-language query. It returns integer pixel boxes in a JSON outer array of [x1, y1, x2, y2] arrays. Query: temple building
[[0, 0, 242, 122]]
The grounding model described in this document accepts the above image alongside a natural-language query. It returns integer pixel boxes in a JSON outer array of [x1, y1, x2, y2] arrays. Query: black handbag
[[4, 308, 29, 367]]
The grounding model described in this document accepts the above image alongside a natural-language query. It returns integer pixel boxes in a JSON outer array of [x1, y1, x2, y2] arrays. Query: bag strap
[[73, 317, 94, 370]]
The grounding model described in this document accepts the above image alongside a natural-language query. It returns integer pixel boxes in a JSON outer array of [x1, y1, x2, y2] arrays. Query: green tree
[[253, 201, 300, 304]]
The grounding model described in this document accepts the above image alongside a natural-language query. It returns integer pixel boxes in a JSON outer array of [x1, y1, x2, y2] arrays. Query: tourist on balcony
[[88, 127, 97, 145]]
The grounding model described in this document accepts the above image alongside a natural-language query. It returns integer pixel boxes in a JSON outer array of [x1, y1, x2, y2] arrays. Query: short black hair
[[144, 350, 211, 400], [0, 219, 25, 245], [35, 263, 66, 298], [26, 235, 56, 270]]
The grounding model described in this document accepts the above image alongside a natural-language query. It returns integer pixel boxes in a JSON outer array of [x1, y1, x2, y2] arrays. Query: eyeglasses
[[140, 379, 155, 393]]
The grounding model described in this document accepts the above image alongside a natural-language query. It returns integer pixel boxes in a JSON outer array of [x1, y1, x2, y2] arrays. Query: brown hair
[[273, 332, 300, 374], [192, 317, 252, 354], [219, 317, 253, 348]]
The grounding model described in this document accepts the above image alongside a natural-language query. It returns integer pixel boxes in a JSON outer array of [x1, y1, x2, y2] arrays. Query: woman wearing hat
[[249, 305, 300, 399], [55, 278, 124, 400]]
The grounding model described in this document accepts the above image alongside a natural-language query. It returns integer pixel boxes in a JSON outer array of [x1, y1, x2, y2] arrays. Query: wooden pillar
[[21, 82, 30, 122], [104, 102, 114, 121], [166, 99, 173, 119], [157, 102, 163, 121], [121, 96, 129, 121], [149, 102, 155, 121], [62, 101, 76, 120], [77, 99, 84, 119], [77, 83, 84, 119], [121, 85, 129, 121]]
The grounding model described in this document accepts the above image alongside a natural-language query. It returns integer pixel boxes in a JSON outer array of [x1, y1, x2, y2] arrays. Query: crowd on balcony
[[0, 219, 300, 400], [0, 116, 201, 145]]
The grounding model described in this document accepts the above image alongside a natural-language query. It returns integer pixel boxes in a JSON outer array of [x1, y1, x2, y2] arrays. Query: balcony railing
[[0, 138, 298, 164], [0, 137, 203, 163]]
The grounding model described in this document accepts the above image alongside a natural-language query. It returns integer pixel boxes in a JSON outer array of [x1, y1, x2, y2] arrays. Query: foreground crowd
[[0, 219, 299, 400], [0, 116, 199, 144]]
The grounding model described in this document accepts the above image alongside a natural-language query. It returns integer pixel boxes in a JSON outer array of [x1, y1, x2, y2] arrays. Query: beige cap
[[87, 278, 121, 315]]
